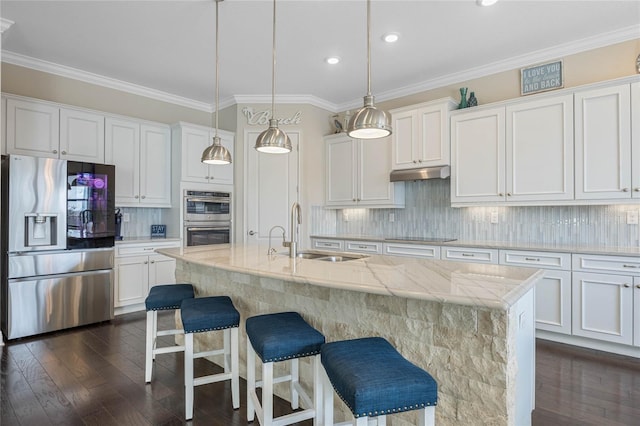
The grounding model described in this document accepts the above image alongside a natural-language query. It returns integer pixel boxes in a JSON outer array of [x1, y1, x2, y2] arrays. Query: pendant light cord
[[366, 0, 371, 97], [271, 0, 277, 120], [214, 0, 220, 140]]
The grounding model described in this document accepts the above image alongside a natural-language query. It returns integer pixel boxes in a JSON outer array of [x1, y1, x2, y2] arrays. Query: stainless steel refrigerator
[[1, 154, 115, 340]]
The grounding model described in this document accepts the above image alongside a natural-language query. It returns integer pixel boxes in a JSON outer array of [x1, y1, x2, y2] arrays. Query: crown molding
[[360, 24, 640, 109], [1, 18, 15, 33], [1, 50, 218, 112], [2, 24, 638, 114], [233, 94, 337, 112]]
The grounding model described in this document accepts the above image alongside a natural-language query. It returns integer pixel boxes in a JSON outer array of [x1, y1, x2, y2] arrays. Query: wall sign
[[150, 224, 166, 238], [242, 107, 302, 126], [521, 60, 563, 95]]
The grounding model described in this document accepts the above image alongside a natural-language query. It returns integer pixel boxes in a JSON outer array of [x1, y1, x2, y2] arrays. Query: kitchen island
[[157, 244, 543, 426]]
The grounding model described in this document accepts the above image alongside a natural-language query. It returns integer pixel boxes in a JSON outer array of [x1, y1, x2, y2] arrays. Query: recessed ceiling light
[[476, 0, 499, 6], [382, 33, 399, 43], [326, 56, 340, 65]]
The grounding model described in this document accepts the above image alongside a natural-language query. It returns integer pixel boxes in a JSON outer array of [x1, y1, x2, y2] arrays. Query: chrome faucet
[[286, 202, 302, 258], [267, 225, 286, 255]]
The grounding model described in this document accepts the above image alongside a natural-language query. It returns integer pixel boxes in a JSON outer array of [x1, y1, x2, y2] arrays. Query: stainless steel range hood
[[390, 165, 450, 182]]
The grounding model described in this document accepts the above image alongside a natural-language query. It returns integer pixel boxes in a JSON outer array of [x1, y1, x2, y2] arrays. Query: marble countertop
[[311, 234, 640, 257], [157, 244, 543, 310]]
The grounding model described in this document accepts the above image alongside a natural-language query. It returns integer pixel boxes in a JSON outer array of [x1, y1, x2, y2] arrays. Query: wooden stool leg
[[231, 327, 240, 409], [263, 361, 274, 426], [247, 336, 256, 422], [223, 328, 230, 373], [145, 310, 154, 383], [184, 332, 194, 421], [322, 367, 334, 426], [290, 358, 299, 410], [313, 354, 323, 424], [419, 406, 436, 426], [377, 415, 387, 425], [355, 417, 368, 425]]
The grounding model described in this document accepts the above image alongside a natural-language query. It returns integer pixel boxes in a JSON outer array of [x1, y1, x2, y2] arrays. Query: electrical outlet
[[123, 213, 130, 222], [627, 210, 639, 225], [343, 212, 349, 222], [490, 211, 499, 224], [389, 212, 395, 222]]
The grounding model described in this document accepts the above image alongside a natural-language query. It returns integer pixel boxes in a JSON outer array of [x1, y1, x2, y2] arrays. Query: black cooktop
[[384, 237, 457, 243]]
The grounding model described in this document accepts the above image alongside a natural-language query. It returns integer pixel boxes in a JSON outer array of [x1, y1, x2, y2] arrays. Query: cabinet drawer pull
[[524, 257, 540, 262], [623, 264, 639, 268], [623, 283, 630, 288], [461, 253, 474, 257], [358, 245, 369, 249]]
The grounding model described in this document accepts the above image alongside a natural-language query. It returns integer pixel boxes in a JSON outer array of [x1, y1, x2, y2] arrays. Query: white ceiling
[[1, 1, 639, 112]]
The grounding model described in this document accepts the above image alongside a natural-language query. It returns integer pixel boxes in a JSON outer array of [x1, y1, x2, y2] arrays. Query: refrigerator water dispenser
[[25, 213, 58, 247]]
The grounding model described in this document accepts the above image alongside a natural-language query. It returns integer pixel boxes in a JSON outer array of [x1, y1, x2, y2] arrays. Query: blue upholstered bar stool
[[246, 311, 326, 426], [144, 284, 195, 383], [321, 337, 438, 426], [180, 296, 240, 421]]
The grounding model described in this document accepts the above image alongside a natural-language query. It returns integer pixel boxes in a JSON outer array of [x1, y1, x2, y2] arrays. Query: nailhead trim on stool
[[246, 312, 326, 426], [180, 296, 240, 421], [144, 284, 194, 384], [321, 337, 437, 424]]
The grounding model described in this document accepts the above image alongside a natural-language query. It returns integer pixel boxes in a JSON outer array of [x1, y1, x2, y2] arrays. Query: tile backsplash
[[311, 179, 640, 248], [118, 207, 168, 239]]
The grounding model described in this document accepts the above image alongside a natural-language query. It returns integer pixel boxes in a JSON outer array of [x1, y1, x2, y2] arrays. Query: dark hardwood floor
[[1, 311, 639, 425]]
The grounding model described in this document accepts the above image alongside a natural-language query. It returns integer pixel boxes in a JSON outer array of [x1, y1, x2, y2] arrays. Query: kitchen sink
[[295, 251, 367, 262]]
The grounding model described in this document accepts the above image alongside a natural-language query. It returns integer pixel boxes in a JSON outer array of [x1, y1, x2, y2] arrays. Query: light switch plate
[[490, 211, 499, 224], [627, 210, 639, 225], [123, 213, 130, 222]]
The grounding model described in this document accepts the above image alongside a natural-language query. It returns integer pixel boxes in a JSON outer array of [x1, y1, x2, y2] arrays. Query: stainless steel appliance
[[183, 190, 231, 246], [1, 154, 115, 340]]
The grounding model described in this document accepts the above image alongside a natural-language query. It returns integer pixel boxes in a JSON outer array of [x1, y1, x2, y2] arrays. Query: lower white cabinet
[[114, 240, 180, 311], [635, 277, 640, 347], [383, 243, 440, 259], [442, 246, 498, 264], [344, 240, 383, 255], [311, 238, 344, 251], [499, 250, 572, 335], [571, 254, 639, 346]]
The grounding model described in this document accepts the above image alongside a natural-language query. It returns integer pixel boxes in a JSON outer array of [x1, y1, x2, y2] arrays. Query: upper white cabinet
[[105, 117, 171, 207], [575, 83, 632, 200], [631, 82, 640, 198], [6, 97, 105, 163], [451, 94, 574, 205], [325, 133, 404, 208], [172, 122, 234, 186], [451, 106, 505, 204], [390, 98, 457, 170], [506, 95, 574, 202]]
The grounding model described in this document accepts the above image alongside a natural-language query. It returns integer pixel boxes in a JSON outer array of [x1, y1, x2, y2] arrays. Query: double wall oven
[[183, 190, 231, 246]]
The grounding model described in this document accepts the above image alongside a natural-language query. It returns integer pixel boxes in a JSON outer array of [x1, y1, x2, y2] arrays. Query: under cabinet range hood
[[389, 165, 450, 182]]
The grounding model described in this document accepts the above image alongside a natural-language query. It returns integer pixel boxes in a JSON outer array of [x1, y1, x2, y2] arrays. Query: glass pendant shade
[[202, 136, 231, 164], [347, 95, 391, 139], [255, 118, 292, 153]]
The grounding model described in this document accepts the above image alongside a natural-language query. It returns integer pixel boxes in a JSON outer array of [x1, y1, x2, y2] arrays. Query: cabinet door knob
[[352, 198, 356, 202], [52, 149, 58, 154], [637, 284, 640, 289], [418, 159, 422, 163], [498, 193, 504, 197], [623, 283, 630, 288], [248, 230, 256, 236], [135, 195, 139, 199], [141, 195, 146, 199], [150, 260, 155, 264], [622, 188, 629, 192], [413, 160, 417, 163], [507, 193, 512, 196], [61, 150, 67, 155], [634, 188, 640, 192], [144, 261, 148, 264]]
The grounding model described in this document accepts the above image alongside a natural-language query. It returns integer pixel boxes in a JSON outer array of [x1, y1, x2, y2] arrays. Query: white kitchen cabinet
[[311, 238, 344, 251], [505, 95, 574, 202], [390, 98, 457, 170], [575, 84, 632, 200], [6, 97, 105, 163], [635, 277, 640, 347], [631, 82, 640, 198], [1, 96, 7, 155], [383, 243, 440, 259], [442, 246, 499, 264], [114, 240, 180, 312], [500, 249, 572, 335], [172, 122, 234, 186], [450, 106, 505, 204], [571, 253, 638, 345], [451, 94, 573, 205], [60, 108, 105, 163], [325, 133, 404, 208], [105, 117, 171, 207], [344, 240, 382, 255]]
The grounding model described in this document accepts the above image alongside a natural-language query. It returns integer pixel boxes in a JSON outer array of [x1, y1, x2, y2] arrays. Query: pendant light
[[347, 0, 392, 140], [254, 0, 292, 154], [202, 0, 232, 165]]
